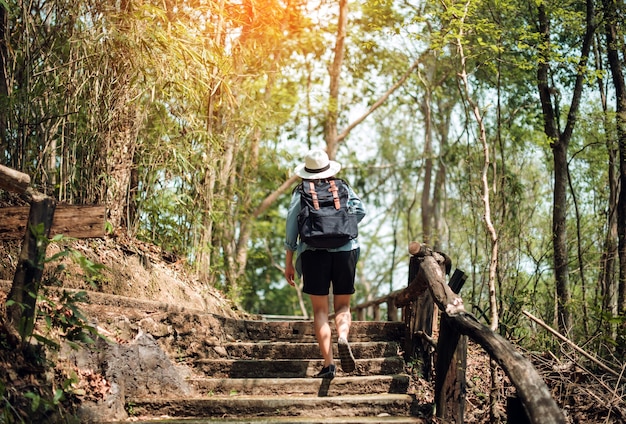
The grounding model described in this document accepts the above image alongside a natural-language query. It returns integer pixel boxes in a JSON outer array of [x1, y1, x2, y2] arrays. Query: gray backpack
[[297, 178, 358, 248]]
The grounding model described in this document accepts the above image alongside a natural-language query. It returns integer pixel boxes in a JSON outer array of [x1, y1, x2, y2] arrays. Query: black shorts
[[301, 248, 359, 296]]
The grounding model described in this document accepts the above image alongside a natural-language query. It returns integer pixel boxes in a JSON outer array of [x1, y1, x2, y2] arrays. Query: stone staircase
[[0, 282, 428, 423], [124, 318, 425, 423]]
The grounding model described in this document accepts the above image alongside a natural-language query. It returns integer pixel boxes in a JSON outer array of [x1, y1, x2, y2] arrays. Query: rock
[[63, 329, 192, 423], [138, 317, 171, 338], [77, 382, 127, 423], [105, 330, 191, 397]]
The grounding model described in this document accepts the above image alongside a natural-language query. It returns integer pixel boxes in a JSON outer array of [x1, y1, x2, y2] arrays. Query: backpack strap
[[309, 181, 320, 210], [329, 179, 340, 210]]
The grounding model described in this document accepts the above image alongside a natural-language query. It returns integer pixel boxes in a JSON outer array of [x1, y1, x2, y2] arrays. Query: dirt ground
[[1, 235, 239, 316]]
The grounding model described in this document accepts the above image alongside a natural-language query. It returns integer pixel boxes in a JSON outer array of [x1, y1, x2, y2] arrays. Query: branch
[[0, 164, 31, 194], [252, 174, 299, 218], [337, 57, 421, 143], [253, 57, 421, 218], [522, 310, 620, 378]]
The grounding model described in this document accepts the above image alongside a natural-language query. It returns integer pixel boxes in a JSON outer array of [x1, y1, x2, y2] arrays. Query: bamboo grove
[[1, 0, 625, 359]]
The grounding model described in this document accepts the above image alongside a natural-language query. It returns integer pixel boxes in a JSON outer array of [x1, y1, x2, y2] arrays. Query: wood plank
[[0, 205, 106, 239]]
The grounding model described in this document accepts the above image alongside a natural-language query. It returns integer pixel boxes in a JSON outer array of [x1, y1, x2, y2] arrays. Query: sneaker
[[337, 337, 356, 373], [315, 364, 336, 379]]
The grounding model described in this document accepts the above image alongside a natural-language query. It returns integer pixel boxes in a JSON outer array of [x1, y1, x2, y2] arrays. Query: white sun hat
[[294, 149, 342, 179]]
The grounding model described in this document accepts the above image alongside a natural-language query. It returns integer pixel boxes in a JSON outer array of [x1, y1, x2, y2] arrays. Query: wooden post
[[387, 298, 398, 321], [7, 192, 57, 344], [397, 242, 457, 380], [435, 269, 468, 423], [373, 304, 380, 321], [356, 308, 365, 321], [436, 317, 467, 422], [397, 251, 437, 379]]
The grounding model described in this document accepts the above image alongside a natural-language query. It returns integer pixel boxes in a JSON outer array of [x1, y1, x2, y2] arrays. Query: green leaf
[[53, 389, 65, 405], [24, 392, 41, 411], [32, 334, 60, 350]]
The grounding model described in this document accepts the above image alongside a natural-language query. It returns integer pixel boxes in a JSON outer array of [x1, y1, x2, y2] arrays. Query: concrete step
[[240, 320, 405, 342], [126, 393, 418, 420], [188, 374, 411, 396], [191, 357, 406, 378], [201, 341, 401, 360]]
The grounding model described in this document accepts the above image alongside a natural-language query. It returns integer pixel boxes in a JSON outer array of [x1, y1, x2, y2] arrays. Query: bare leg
[[333, 294, 352, 339], [334, 294, 356, 372], [310, 294, 333, 367]]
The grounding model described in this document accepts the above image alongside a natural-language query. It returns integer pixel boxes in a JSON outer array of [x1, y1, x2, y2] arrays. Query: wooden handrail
[[352, 289, 404, 322], [0, 164, 32, 195], [357, 241, 566, 424]]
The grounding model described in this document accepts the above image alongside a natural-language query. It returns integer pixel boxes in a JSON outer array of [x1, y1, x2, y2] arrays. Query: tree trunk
[[104, 4, 143, 234], [536, 3, 570, 333], [594, 30, 619, 344], [455, 4, 499, 334], [552, 138, 571, 332], [0, 4, 7, 163], [420, 92, 434, 245], [325, 0, 348, 159], [105, 105, 139, 233], [432, 102, 450, 252], [536, 1, 595, 334], [601, 0, 626, 354], [196, 165, 217, 285]]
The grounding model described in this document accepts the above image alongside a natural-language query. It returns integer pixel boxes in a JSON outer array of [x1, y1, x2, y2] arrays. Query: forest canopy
[[1, 0, 625, 358]]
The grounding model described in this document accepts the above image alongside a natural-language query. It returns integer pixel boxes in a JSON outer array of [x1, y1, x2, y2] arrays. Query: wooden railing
[[352, 241, 566, 424], [0, 165, 104, 347], [352, 289, 403, 322], [1, 164, 58, 345]]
